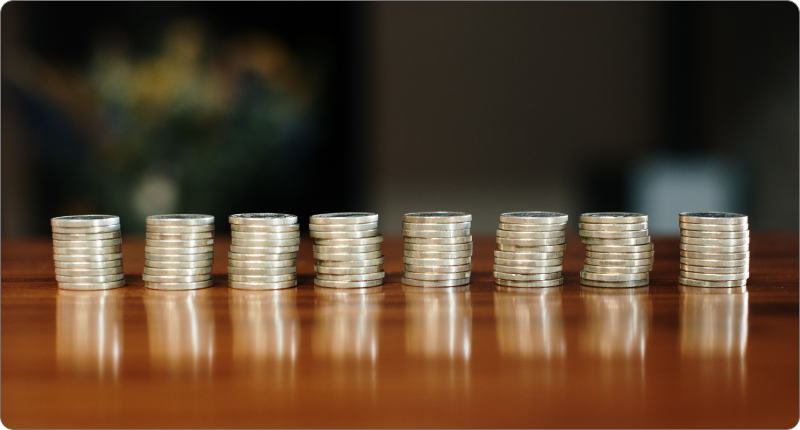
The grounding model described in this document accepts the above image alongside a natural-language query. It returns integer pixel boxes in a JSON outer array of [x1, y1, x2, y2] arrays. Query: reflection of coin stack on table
[[311, 213, 385, 289], [493, 212, 567, 287], [579, 212, 653, 288], [678, 212, 749, 288], [51, 215, 125, 290], [402, 212, 472, 287], [228, 213, 299, 290], [143, 215, 215, 290]]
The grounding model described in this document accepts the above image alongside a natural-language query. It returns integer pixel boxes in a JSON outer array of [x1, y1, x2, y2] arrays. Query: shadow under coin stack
[[143, 215, 215, 290], [228, 213, 299, 289], [311, 213, 385, 288], [493, 212, 568, 287], [579, 212, 653, 288], [678, 212, 749, 288], [51, 215, 125, 290], [402, 212, 472, 287]]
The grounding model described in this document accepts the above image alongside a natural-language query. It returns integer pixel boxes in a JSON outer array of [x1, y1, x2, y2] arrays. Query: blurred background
[[2, 2, 797, 237]]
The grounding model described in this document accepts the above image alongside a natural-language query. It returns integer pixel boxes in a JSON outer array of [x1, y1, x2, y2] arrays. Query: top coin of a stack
[[146, 214, 214, 226], [404, 212, 471, 224], [229, 213, 297, 225], [310, 212, 378, 225], [580, 212, 647, 224], [499, 212, 568, 224], [678, 212, 748, 225], [51, 215, 120, 228]]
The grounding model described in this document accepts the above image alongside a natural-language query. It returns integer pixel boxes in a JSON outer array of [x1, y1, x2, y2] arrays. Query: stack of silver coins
[[493, 212, 568, 287], [311, 212, 385, 288], [228, 213, 299, 289], [51, 215, 125, 290], [678, 212, 749, 288], [143, 215, 215, 290], [402, 212, 472, 287], [579, 212, 653, 288]]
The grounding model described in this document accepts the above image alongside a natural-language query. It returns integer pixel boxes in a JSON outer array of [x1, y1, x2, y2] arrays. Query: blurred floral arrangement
[[5, 18, 322, 232]]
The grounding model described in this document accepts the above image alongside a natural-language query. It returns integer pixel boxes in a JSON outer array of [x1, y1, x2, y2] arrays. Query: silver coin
[[580, 270, 648, 281], [678, 277, 747, 288], [679, 271, 749, 281], [402, 229, 470, 238], [54, 252, 122, 262], [403, 250, 472, 259], [498, 222, 566, 232], [316, 271, 386, 281], [494, 271, 561, 281], [402, 263, 472, 273], [145, 214, 215, 226], [579, 212, 647, 224], [229, 244, 299, 254], [680, 250, 749, 260], [493, 264, 562, 274], [313, 244, 381, 254], [400, 277, 469, 287], [146, 245, 214, 254], [314, 250, 382, 261], [314, 235, 384, 246], [230, 231, 300, 240], [493, 257, 562, 267], [403, 256, 471, 266], [51, 215, 119, 228], [310, 212, 378, 225], [582, 264, 651, 274], [496, 244, 566, 252], [495, 278, 563, 288], [229, 213, 297, 226], [56, 273, 125, 283], [231, 223, 299, 232], [228, 251, 296, 261], [679, 243, 748, 253], [579, 230, 649, 239], [681, 230, 749, 239], [57, 279, 126, 291], [52, 224, 121, 234], [584, 257, 653, 267], [53, 246, 121, 255], [404, 236, 472, 244], [679, 264, 749, 274], [309, 222, 378, 232], [142, 273, 212, 283], [679, 212, 748, 225], [145, 252, 214, 261], [314, 278, 384, 288], [52, 231, 121, 241], [584, 244, 653, 253], [585, 251, 653, 260], [679, 257, 748, 267], [497, 237, 566, 246], [317, 256, 385, 267], [146, 232, 214, 240], [54, 259, 122, 269], [581, 237, 651, 246], [496, 230, 565, 239], [146, 238, 215, 248], [403, 212, 471, 224], [679, 222, 748, 232], [52, 238, 123, 248], [229, 258, 296, 268], [228, 279, 297, 290], [578, 222, 647, 231], [145, 259, 214, 269], [404, 243, 472, 252], [402, 221, 471, 231], [144, 266, 213, 276], [144, 280, 214, 290], [499, 211, 568, 225], [310, 229, 379, 239], [580, 278, 649, 288], [402, 270, 470, 281], [314, 264, 382, 275], [494, 250, 563, 260], [229, 273, 296, 282], [146, 224, 215, 233], [54, 267, 123, 276], [232, 238, 300, 247], [680, 237, 750, 246]]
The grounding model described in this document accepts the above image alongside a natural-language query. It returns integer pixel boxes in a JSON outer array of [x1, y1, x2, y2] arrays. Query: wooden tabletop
[[2, 234, 798, 428]]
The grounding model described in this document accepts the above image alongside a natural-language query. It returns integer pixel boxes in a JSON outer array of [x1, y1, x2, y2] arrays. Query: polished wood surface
[[2, 234, 798, 428]]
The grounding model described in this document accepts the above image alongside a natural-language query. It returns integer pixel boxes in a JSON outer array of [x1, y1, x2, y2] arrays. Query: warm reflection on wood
[[494, 286, 565, 359], [56, 289, 124, 380], [580, 286, 650, 360], [404, 285, 472, 359]]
